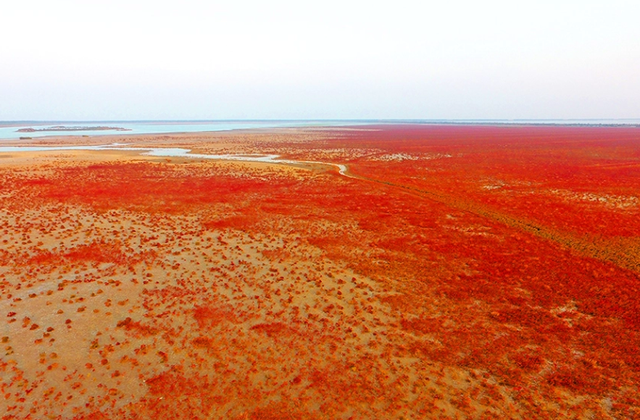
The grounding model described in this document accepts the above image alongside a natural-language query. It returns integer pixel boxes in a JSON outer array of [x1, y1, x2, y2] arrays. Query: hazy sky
[[1, 0, 639, 120]]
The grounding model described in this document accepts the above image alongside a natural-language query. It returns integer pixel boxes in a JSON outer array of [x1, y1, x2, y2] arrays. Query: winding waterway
[[0, 144, 350, 176]]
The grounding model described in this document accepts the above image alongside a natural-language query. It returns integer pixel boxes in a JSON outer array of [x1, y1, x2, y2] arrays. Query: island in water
[[16, 125, 131, 133]]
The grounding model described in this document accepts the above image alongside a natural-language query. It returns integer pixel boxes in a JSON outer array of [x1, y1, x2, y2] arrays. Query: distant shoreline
[[1, 120, 639, 141], [4, 119, 640, 128], [17, 125, 131, 133]]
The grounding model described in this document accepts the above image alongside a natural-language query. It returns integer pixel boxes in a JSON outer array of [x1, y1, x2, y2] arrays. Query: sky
[[1, 0, 639, 120]]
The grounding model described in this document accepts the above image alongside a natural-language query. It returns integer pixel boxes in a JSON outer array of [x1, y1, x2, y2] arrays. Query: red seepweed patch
[[2, 125, 640, 419]]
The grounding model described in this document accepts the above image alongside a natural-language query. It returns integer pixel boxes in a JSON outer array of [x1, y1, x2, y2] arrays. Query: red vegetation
[[250, 322, 294, 338], [116, 317, 159, 337], [1, 125, 639, 419], [193, 305, 239, 328]]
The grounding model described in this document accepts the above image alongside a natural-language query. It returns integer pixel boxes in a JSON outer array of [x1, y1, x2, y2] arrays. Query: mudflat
[[2, 125, 639, 419]]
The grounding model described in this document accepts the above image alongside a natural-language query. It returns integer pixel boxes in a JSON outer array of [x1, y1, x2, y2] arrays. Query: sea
[[1, 119, 639, 141], [0, 120, 362, 141]]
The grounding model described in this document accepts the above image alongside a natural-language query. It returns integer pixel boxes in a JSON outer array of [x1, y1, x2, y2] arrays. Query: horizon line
[[2, 118, 640, 123]]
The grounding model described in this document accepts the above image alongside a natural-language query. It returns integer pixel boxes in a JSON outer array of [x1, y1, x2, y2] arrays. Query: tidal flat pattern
[[1, 126, 639, 419]]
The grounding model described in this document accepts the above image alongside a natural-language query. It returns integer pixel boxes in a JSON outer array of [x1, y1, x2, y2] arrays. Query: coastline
[[2, 119, 640, 142]]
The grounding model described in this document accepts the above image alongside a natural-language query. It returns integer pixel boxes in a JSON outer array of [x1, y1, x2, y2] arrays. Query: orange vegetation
[[1, 125, 639, 419]]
